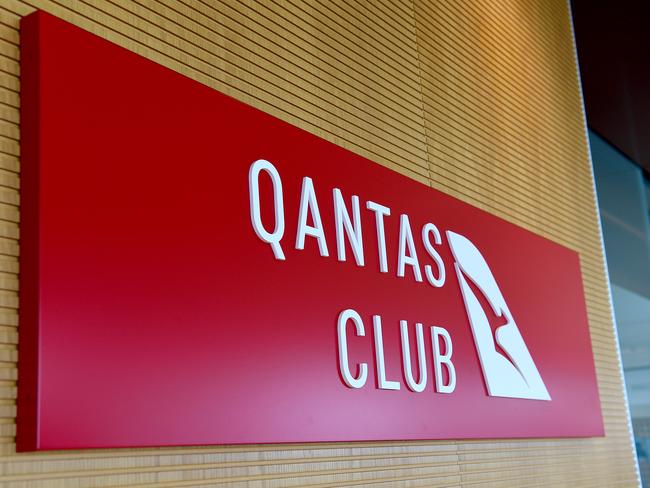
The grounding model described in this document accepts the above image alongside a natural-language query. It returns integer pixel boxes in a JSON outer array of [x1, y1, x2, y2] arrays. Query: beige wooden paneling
[[0, 0, 640, 486]]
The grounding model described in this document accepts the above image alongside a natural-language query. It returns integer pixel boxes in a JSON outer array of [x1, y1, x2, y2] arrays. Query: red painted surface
[[18, 10, 603, 451]]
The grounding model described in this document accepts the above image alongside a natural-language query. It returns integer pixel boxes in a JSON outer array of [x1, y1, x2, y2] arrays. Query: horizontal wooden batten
[[0, 0, 639, 486]]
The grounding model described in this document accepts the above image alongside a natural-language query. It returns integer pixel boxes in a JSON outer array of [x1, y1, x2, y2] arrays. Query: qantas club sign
[[19, 11, 602, 451], [249, 159, 550, 401]]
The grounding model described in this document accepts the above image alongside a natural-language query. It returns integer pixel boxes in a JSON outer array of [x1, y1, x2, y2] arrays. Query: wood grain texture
[[0, 0, 640, 486]]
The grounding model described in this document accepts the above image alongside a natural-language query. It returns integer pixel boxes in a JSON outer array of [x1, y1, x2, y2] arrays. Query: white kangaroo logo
[[447, 231, 550, 401]]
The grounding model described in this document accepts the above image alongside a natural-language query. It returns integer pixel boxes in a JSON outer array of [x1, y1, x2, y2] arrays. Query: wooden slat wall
[[0, 0, 640, 486]]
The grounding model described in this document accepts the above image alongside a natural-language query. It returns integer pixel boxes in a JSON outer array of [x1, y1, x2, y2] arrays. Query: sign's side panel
[[22, 10, 603, 450], [16, 11, 43, 453]]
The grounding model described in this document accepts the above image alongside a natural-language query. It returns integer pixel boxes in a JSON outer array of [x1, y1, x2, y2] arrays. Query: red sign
[[18, 11, 603, 451]]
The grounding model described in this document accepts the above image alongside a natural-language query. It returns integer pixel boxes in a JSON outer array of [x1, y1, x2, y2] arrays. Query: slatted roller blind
[[0, 0, 640, 486]]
